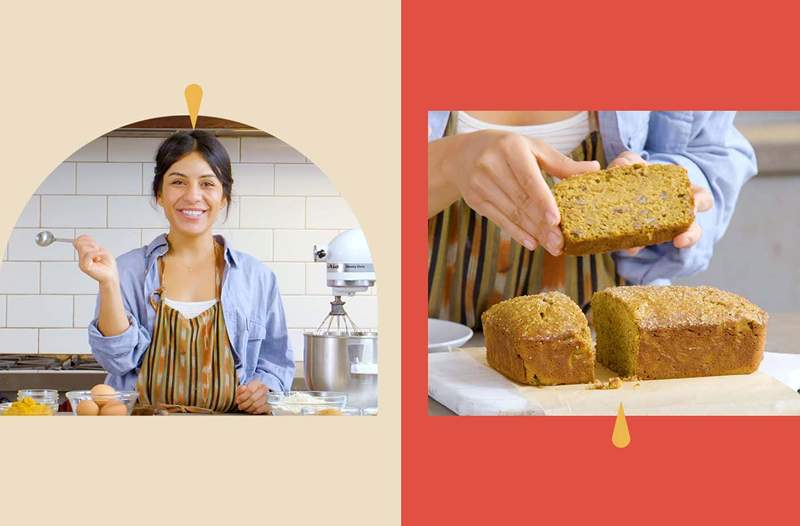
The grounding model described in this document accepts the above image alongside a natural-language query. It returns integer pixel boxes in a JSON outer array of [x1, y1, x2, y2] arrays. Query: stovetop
[[0, 354, 103, 371]]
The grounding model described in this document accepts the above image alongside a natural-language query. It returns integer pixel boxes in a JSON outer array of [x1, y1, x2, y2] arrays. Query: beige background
[[0, 1, 399, 525]]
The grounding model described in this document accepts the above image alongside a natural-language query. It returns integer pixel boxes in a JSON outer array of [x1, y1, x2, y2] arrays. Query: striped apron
[[428, 112, 626, 329], [136, 242, 238, 413]]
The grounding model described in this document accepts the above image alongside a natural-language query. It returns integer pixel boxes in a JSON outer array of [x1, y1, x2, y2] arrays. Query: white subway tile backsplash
[[215, 197, 241, 228], [270, 262, 306, 295], [339, 295, 379, 330], [276, 164, 338, 196], [219, 137, 241, 163], [142, 162, 156, 195], [42, 196, 106, 227], [40, 329, 91, 354], [273, 230, 340, 262], [7, 295, 73, 328], [288, 329, 305, 360], [232, 164, 275, 195], [41, 262, 101, 294], [66, 137, 107, 162], [36, 163, 76, 195], [0, 262, 39, 294], [306, 197, 359, 229], [306, 263, 329, 295], [108, 196, 168, 228], [0, 296, 6, 327], [0, 329, 38, 354], [241, 137, 305, 163], [8, 228, 75, 261], [215, 229, 273, 261], [74, 295, 97, 328], [108, 137, 161, 162], [240, 197, 305, 228], [76, 163, 142, 195], [73, 229, 141, 258], [281, 296, 335, 328], [15, 196, 40, 228]]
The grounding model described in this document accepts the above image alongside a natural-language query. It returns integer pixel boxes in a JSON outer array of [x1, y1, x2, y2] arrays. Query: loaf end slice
[[481, 291, 595, 386]]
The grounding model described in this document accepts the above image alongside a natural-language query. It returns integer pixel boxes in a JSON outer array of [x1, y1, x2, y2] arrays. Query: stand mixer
[[312, 228, 375, 335], [304, 228, 378, 409]]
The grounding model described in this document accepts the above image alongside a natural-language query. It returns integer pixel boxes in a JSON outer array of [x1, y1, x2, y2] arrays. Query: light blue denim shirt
[[428, 111, 758, 284], [88, 234, 294, 393]]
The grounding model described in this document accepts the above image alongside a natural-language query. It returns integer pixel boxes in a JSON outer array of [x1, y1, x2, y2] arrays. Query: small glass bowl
[[301, 406, 362, 416], [267, 391, 347, 416], [17, 389, 59, 414], [66, 390, 139, 416], [0, 402, 12, 415]]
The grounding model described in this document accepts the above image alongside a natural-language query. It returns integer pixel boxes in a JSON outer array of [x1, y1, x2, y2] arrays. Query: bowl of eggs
[[66, 384, 138, 416]]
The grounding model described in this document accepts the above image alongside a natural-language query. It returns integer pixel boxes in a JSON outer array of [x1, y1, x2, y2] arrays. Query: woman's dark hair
[[152, 130, 233, 215]]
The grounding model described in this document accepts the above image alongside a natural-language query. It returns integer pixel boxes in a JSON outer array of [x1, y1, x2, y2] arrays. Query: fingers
[[472, 155, 542, 249], [498, 138, 566, 254], [608, 151, 645, 168], [236, 381, 269, 413], [526, 137, 601, 180], [623, 246, 644, 256], [692, 185, 713, 213], [473, 201, 539, 252], [674, 222, 703, 249]]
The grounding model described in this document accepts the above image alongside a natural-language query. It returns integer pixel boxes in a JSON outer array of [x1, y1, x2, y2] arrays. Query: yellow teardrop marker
[[184, 84, 203, 129], [612, 402, 630, 448]]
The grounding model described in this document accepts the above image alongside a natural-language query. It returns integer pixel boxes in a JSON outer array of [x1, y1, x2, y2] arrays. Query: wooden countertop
[[428, 312, 800, 415]]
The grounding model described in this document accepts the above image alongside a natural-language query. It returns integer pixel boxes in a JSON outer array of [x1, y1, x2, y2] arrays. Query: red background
[[402, 1, 800, 524]]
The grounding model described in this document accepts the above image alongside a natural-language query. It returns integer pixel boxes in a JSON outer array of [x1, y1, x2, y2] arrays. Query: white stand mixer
[[305, 228, 378, 409]]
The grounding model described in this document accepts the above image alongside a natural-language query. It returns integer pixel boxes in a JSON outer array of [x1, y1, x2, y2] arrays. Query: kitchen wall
[[0, 134, 379, 359]]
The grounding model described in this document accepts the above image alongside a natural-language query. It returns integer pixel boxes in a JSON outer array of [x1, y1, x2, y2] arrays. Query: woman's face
[[157, 151, 226, 236]]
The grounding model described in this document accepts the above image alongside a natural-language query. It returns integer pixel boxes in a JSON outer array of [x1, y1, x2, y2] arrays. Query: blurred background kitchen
[[674, 111, 800, 310], [0, 116, 378, 398]]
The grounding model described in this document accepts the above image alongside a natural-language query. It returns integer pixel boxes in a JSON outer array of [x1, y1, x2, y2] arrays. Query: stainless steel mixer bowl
[[303, 331, 378, 409]]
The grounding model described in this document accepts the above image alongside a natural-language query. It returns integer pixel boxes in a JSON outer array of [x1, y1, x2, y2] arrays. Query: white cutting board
[[428, 348, 800, 416]]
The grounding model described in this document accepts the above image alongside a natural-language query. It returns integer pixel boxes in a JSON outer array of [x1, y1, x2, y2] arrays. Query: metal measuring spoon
[[34, 231, 74, 247]]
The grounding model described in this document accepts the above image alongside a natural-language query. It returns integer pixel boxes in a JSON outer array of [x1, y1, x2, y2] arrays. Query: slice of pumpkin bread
[[553, 163, 694, 256], [591, 285, 767, 380], [481, 291, 595, 386]]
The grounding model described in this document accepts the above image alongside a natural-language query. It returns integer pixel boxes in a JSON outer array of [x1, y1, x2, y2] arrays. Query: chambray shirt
[[88, 234, 294, 393], [428, 111, 758, 284]]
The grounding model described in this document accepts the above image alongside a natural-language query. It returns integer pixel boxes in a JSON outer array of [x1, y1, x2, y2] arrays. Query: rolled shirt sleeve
[[612, 112, 757, 284]]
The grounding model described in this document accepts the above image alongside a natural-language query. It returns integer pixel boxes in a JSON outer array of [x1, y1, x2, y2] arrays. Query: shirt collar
[[144, 233, 239, 270]]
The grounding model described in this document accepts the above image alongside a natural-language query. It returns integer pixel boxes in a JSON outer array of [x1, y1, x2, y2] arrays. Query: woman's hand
[[428, 130, 600, 255], [608, 151, 714, 256], [236, 379, 270, 414], [74, 235, 119, 285]]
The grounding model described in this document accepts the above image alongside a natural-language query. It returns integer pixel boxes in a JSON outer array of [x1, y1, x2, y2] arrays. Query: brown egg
[[90, 384, 117, 407], [76, 399, 99, 416], [99, 401, 128, 416]]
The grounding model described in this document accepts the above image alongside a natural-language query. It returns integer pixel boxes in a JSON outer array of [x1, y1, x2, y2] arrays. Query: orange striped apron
[[428, 112, 625, 329], [136, 241, 238, 412]]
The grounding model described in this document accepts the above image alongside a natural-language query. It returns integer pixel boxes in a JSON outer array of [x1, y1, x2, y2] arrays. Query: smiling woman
[[75, 130, 294, 414]]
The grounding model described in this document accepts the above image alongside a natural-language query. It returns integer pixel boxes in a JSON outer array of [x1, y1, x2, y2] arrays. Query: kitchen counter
[[0, 363, 307, 402], [428, 312, 800, 416]]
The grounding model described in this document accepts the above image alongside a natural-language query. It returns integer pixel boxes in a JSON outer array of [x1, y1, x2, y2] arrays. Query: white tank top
[[163, 297, 218, 319], [455, 111, 591, 156]]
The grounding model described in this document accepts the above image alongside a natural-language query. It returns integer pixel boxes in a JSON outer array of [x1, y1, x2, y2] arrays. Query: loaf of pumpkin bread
[[481, 291, 595, 386], [553, 163, 694, 256], [591, 285, 767, 380]]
